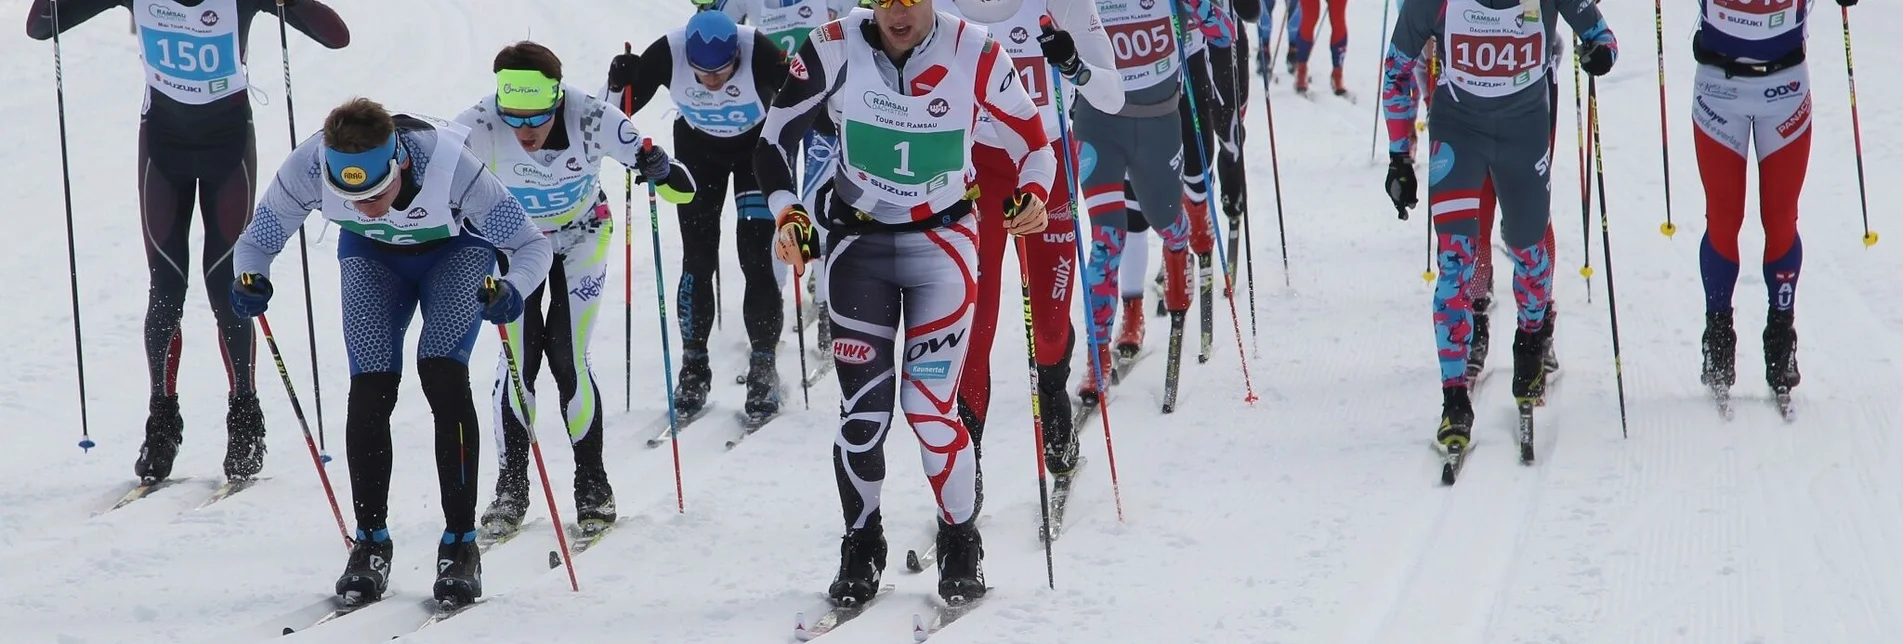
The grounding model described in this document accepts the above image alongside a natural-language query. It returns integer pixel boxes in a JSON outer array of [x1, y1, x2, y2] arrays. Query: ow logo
[[1763, 82, 1802, 99], [906, 330, 965, 361]]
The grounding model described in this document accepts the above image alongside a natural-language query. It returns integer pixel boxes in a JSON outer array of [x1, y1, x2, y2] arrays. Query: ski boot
[[1115, 297, 1146, 361], [479, 471, 530, 543], [1293, 62, 1311, 94], [1161, 246, 1192, 314], [1437, 385, 1475, 450], [1153, 269, 1167, 316], [935, 519, 986, 605], [433, 530, 483, 607], [1465, 297, 1493, 385], [674, 350, 713, 418], [1700, 309, 1737, 390], [1764, 309, 1800, 391], [1541, 304, 1560, 376], [1330, 66, 1347, 96], [827, 526, 887, 606], [743, 350, 782, 421], [573, 465, 617, 533], [223, 391, 266, 481], [1077, 342, 1113, 407], [335, 527, 393, 604], [1511, 325, 1549, 406], [1037, 360, 1079, 474], [133, 394, 184, 484]]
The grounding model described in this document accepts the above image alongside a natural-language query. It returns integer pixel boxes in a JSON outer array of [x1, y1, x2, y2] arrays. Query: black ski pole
[[1255, 13, 1293, 290], [49, 1, 94, 451], [1014, 237, 1057, 589], [1649, 0, 1678, 239], [790, 269, 811, 409], [1587, 77, 1630, 438], [276, 3, 329, 461], [621, 47, 636, 411], [1573, 46, 1594, 302]]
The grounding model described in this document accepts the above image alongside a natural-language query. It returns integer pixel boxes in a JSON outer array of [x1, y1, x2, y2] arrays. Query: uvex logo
[[833, 338, 875, 364]]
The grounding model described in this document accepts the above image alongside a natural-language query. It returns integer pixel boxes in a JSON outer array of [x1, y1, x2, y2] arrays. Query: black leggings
[[1213, 33, 1251, 218], [138, 121, 258, 398], [673, 124, 782, 357]]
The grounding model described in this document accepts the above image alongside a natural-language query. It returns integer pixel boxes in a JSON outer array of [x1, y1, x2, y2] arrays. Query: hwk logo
[[833, 338, 875, 364]]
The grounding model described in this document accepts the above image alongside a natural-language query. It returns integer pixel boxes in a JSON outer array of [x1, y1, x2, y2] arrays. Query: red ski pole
[[492, 291, 580, 591], [256, 311, 352, 550]]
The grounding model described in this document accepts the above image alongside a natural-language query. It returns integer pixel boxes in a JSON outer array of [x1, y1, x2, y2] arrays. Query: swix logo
[[833, 338, 875, 364], [906, 329, 966, 361], [1763, 81, 1803, 99], [927, 98, 951, 117], [1049, 255, 1074, 299]]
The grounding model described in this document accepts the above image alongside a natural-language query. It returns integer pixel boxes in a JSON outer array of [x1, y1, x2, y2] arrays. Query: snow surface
[[4, 0, 1903, 642]]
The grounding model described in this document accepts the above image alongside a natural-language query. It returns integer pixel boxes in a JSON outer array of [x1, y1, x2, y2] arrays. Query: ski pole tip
[[1579, 266, 1595, 279], [1421, 270, 1435, 283], [1659, 221, 1678, 238], [320, 452, 333, 464], [77, 438, 95, 451], [1864, 231, 1880, 247]]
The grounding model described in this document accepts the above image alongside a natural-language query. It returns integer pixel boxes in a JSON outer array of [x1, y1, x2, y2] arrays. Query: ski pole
[[642, 138, 688, 513], [492, 310, 580, 591], [48, 1, 94, 452], [1013, 237, 1057, 589], [1167, 7, 1259, 404], [1368, 0, 1393, 162], [1650, 0, 1678, 238], [1422, 223, 1434, 284], [275, 2, 329, 461], [621, 47, 636, 411], [255, 312, 352, 550], [1587, 78, 1630, 439], [791, 267, 811, 409], [1252, 6, 1293, 294], [1573, 44, 1594, 301], [1839, 6, 1876, 247], [1041, 28, 1123, 521], [1222, 5, 1262, 356]]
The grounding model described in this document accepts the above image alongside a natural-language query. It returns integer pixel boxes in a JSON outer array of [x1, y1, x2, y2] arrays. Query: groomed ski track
[[4, 0, 1903, 642]]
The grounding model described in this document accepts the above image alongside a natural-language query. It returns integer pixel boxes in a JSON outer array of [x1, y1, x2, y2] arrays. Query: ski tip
[[282, 627, 295, 635], [912, 613, 928, 642], [905, 549, 924, 572], [548, 550, 561, 569]]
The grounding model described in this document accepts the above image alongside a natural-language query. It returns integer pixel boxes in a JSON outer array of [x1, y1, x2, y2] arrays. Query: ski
[[910, 593, 987, 641], [476, 517, 544, 552], [1437, 439, 1472, 486], [1775, 387, 1795, 422], [646, 404, 715, 447], [101, 477, 194, 514], [1515, 399, 1536, 465], [292, 591, 399, 633], [566, 518, 622, 556], [1223, 215, 1242, 285], [417, 597, 484, 629], [1709, 385, 1735, 420], [1160, 310, 1188, 413], [802, 360, 835, 388], [196, 476, 267, 509], [904, 517, 989, 573], [793, 583, 896, 640], [1040, 457, 1086, 543], [1197, 253, 1214, 363], [726, 408, 785, 449]]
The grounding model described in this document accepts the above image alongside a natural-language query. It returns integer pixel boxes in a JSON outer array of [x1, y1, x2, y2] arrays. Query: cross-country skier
[[1690, 0, 1851, 405], [938, 0, 1121, 476], [24, 0, 349, 484], [1074, 0, 1218, 402], [1288, 0, 1347, 94], [229, 98, 553, 607], [1380, 0, 1616, 449], [758, 0, 1054, 607], [608, 10, 791, 423], [454, 42, 695, 541]]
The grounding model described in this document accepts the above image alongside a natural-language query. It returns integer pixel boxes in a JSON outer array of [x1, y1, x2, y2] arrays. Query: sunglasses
[[867, 0, 924, 7], [500, 108, 557, 129]]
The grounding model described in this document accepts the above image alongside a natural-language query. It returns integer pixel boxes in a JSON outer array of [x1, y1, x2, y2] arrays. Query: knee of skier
[[417, 357, 475, 412], [347, 371, 404, 426]]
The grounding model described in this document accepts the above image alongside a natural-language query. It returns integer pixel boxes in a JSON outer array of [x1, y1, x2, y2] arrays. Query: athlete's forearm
[[271, 0, 350, 49], [1379, 45, 1422, 155], [626, 37, 673, 115], [979, 49, 1056, 202], [757, 38, 835, 215], [751, 32, 789, 103], [236, 138, 326, 279], [1054, 0, 1124, 112], [24, 0, 124, 41]]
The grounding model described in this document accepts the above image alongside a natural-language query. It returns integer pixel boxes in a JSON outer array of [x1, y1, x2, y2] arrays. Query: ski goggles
[[866, 0, 925, 7], [323, 134, 406, 202], [496, 69, 563, 112], [500, 107, 558, 129]]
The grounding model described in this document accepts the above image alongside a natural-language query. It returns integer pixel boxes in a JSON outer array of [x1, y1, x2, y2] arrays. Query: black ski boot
[[674, 350, 713, 418], [133, 394, 184, 484], [478, 470, 530, 541], [223, 391, 266, 481], [744, 351, 782, 420], [1511, 325, 1549, 405], [1465, 297, 1493, 385], [573, 464, 617, 531], [1437, 385, 1474, 449], [827, 526, 887, 606], [335, 528, 393, 604], [1700, 310, 1737, 390], [935, 519, 986, 605], [433, 531, 483, 607], [1540, 304, 1560, 375], [1764, 309, 1800, 391], [1037, 361, 1079, 474]]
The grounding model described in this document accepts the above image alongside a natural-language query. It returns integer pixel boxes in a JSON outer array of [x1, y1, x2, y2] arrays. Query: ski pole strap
[[1691, 34, 1805, 78]]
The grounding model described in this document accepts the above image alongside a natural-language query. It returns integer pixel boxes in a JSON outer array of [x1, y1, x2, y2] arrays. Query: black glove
[[636, 143, 672, 183], [1385, 152, 1417, 219], [1578, 41, 1616, 77], [1838, 0, 1856, 5], [273, 0, 299, 7], [607, 53, 641, 93], [1037, 27, 1084, 79]]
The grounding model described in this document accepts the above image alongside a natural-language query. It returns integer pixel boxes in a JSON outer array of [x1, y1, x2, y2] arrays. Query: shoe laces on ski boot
[[1438, 386, 1475, 447], [134, 394, 185, 483], [1510, 327, 1547, 402], [935, 519, 986, 605], [828, 527, 887, 606], [433, 531, 483, 605], [1701, 310, 1738, 388], [223, 391, 267, 481], [1763, 309, 1800, 390]]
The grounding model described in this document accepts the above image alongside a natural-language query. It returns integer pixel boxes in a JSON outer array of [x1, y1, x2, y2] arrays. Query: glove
[[636, 141, 673, 184], [274, 0, 298, 7], [1385, 152, 1418, 219], [478, 278, 525, 324], [1036, 26, 1084, 79], [1578, 41, 1616, 77], [1838, 0, 1856, 5], [231, 273, 274, 318], [773, 206, 820, 275], [606, 53, 641, 93]]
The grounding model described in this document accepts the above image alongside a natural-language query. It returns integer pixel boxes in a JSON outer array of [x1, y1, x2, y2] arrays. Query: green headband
[[496, 69, 562, 111]]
